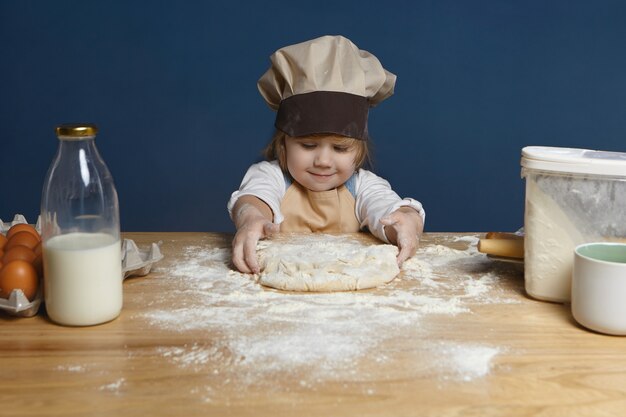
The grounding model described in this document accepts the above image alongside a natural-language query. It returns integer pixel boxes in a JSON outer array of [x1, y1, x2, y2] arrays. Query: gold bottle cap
[[55, 123, 98, 138]]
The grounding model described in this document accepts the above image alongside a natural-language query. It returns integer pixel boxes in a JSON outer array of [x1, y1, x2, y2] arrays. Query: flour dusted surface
[[113, 234, 524, 401], [257, 234, 400, 291]]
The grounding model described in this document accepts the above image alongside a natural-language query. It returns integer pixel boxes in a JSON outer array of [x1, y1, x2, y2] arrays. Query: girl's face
[[285, 135, 359, 192]]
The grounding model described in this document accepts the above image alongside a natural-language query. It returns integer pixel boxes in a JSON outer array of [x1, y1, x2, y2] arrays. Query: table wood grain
[[1, 232, 625, 417]]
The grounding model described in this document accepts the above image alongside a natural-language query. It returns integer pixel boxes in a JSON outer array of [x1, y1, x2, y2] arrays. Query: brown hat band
[[275, 91, 369, 140]]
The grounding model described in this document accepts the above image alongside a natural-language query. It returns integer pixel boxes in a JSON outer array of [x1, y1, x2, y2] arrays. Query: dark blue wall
[[2, 1, 626, 232]]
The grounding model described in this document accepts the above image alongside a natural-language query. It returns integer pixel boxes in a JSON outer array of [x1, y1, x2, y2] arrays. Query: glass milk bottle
[[41, 123, 123, 326]]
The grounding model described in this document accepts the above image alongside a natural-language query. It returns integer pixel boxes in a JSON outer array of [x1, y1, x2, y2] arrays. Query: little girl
[[228, 35, 425, 274]]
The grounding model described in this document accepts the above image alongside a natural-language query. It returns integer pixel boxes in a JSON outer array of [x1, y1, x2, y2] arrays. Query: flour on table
[[434, 342, 502, 382], [256, 234, 400, 292], [99, 378, 126, 393], [123, 234, 523, 401]]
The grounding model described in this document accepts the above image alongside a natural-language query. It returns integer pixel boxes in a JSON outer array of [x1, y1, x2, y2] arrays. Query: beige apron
[[280, 182, 360, 233]]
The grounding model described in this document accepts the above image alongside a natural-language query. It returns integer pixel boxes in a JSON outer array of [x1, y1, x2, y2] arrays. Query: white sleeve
[[354, 169, 426, 243], [227, 161, 287, 223]]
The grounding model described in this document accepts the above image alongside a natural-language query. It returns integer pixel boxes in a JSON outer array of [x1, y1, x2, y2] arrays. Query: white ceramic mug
[[572, 242, 626, 335]]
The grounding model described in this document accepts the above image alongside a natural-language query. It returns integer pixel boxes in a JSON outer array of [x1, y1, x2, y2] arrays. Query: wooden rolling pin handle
[[478, 238, 525, 259]]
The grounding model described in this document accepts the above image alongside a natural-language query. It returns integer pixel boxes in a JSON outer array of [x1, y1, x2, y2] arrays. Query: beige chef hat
[[257, 35, 396, 140]]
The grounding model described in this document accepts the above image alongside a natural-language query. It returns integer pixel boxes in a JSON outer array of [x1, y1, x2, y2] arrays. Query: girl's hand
[[231, 197, 279, 274], [380, 207, 424, 266]]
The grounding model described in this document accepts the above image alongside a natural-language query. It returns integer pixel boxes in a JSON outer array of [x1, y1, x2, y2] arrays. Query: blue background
[[1, 0, 625, 232]]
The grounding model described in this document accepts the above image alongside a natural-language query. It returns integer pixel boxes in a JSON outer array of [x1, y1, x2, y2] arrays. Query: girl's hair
[[263, 130, 371, 172]]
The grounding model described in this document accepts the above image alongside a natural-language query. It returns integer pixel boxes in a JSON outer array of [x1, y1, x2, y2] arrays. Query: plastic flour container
[[521, 146, 626, 303]]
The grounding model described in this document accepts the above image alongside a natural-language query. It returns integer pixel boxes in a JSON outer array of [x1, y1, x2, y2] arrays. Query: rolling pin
[[478, 234, 524, 259]]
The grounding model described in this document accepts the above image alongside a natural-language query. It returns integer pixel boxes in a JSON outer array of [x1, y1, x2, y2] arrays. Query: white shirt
[[228, 160, 425, 243]]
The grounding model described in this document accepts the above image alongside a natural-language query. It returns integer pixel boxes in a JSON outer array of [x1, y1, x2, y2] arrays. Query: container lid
[[521, 146, 626, 177], [55, 123, 98, 138]]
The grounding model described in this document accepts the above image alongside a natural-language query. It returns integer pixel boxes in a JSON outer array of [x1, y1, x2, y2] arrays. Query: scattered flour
[[99, 378, 126, 393], [128, 234, 521, 399], [435, 343, 502, 382], [55, 364, 87, 373], [156, 343, 226, 371], [453, 235, 481, 247]]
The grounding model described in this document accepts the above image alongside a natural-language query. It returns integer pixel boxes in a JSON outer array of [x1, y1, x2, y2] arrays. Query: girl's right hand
[[231, 199, 279, 274]]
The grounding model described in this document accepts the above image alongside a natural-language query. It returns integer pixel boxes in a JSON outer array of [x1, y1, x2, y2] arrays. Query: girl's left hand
[[380, 207, 424, 266]]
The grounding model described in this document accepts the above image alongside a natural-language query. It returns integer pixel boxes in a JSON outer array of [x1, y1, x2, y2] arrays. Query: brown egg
[[0, 260, 39, 300], [6, 224, 40, 241], [5, 231, 39, 251], [3, 245, 37, 264], [0, 234, 7, 250]]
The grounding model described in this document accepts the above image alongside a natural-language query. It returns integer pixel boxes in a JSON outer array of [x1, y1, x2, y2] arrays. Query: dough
[[256, 234, 400, 292]]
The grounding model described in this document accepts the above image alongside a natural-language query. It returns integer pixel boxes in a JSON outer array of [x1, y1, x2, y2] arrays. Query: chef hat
[[257, 35, 396, 140]]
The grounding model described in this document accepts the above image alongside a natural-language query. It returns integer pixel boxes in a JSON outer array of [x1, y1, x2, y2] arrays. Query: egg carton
[[121, 238, 164, 279], [0, 214, 37, 234], [0, 215, 164, 317]]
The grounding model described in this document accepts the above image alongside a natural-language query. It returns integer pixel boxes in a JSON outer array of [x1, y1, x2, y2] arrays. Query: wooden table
[[2, 232, 626, 417]]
